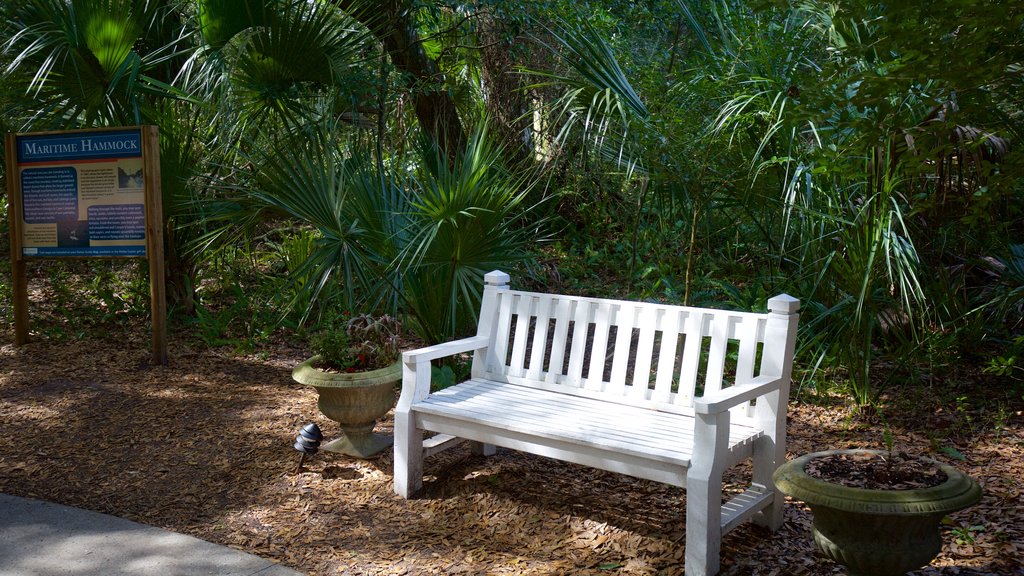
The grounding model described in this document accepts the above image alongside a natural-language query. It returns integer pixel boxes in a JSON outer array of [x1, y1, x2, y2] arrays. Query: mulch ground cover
[[2, 323, 1022, 575]]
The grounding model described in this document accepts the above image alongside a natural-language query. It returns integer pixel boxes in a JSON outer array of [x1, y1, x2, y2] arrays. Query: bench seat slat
[[413, 379, 763, 468], [423, 385, 694, 451], [414, 414, 694, 487]]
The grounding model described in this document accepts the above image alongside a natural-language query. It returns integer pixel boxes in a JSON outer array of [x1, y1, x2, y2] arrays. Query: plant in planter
[[773, 447, 982, 576], [292, 314, 402, 458]]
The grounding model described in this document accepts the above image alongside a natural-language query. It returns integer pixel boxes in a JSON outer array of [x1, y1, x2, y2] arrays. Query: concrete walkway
[[0, 494, 304, 576]]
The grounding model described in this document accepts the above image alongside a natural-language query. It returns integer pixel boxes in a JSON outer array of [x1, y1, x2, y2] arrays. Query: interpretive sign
[[13, 129, 148, 257], [6, 126, 167, 364]]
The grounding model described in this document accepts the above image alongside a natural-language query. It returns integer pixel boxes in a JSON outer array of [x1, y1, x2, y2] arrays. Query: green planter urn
[[292, 356, 401, 458], [773, 449, 982, 576]]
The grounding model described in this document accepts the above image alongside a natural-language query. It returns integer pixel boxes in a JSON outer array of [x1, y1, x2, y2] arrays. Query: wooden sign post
[[5, 126, 167, 365]]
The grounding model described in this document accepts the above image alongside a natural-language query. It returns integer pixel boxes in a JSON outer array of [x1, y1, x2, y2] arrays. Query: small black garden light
[[293, 423, 323, 474]]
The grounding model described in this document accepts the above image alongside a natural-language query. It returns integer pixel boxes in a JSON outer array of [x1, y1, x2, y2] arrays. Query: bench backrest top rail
[[473, 279, 797, 414]]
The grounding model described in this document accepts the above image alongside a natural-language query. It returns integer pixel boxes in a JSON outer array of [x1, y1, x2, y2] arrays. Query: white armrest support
[[694, 375, 785, 415], [402, 335, 490, 365]]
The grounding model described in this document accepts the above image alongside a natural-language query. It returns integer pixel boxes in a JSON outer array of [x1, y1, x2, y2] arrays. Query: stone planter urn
[[773, 449, 982, 576], [292, 355, 401, 458]]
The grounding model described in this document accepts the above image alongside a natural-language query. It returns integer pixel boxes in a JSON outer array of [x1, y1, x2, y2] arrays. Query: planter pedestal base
[[322, 423, 394, 458]]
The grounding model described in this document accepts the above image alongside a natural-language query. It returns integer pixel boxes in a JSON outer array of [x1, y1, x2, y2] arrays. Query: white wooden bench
[[394, 271, 799, 576]]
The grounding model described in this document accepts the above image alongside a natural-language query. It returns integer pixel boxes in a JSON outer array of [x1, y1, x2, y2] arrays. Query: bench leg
[[686, 468, 723, 576], [687, 412, 728, 576], [751, 436, 784, 530], [470, 441, 496, 456], [393, 407, 423, 498], [752, 385, 787, 531]]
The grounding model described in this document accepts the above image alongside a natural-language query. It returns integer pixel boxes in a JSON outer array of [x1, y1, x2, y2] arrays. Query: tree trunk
[[477, 14, 533, 165], [333, 0, 466, 160]]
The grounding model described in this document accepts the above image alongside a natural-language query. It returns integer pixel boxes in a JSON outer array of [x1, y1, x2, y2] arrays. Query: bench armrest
[[398, 335, 490, 407], [693, 375, 785, 415], [402, 335, 490, 365]]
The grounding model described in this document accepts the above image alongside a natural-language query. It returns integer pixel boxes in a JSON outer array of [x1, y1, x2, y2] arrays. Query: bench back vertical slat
[[702, 314, 731, 399], [628, 305, 659, 399], [566, 298, 592, 385], [676, 311, 706, 407], [545, 297, 573, 381], [735, 315, 761, 383], [508, 293, 533, 377], [734, 315, 764, 417], [526, 295, 554, 380], [652, 309, 683, 403], [607, 304, 635, 394], [586, 301, 616, 392]]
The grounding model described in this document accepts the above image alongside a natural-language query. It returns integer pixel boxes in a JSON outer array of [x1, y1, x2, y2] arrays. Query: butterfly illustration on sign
[[117, 166, 143, 188]]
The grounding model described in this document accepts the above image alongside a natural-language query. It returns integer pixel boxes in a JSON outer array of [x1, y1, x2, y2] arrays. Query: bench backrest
[[472, 271, 799, 417]]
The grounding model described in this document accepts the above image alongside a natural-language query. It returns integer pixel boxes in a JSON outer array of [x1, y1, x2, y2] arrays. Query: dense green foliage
[[1, 0, 1021, 406]]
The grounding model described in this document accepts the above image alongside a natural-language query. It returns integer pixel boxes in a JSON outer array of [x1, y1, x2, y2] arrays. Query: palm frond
[[182, 0, 375, 139], [525, 18, 648, 160], [2, 0, 185, 127]]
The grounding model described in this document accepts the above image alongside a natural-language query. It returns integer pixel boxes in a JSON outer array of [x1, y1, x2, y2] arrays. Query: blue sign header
[[17, 129, 142, 164]]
